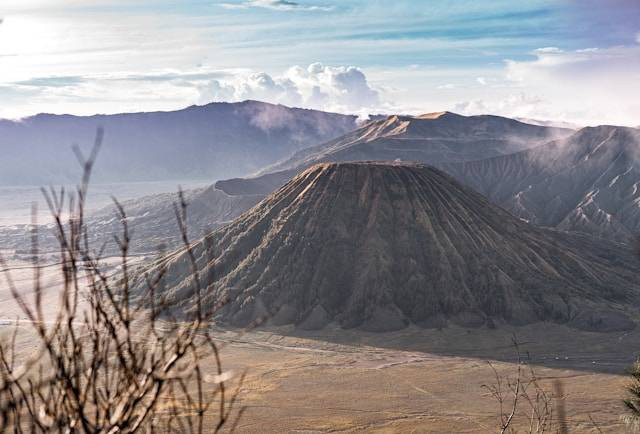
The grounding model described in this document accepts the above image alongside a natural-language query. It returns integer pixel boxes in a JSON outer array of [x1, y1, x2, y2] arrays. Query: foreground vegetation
[[0, 130, 243, 432]]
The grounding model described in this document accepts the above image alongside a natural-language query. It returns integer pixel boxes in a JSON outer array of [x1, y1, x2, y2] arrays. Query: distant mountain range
[[140, 162, 640, 332], [260, 111, 571, 173], [514, 117, 581, 130], [216, 111, 571, 195], [0, 100, 358, 186], [441, 125, 640, 242], [215, 114, 640, 243], [4, 107, 639, 257]]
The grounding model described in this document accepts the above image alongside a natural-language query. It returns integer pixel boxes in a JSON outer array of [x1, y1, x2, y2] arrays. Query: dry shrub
[[482, 338, 576, 434], [0, 129, 243, 432]]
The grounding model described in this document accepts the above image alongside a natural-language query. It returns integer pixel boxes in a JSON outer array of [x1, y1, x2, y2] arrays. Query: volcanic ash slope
[[150, 162, 640, 332]]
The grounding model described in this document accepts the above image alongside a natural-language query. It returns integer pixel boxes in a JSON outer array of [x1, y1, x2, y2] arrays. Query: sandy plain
[[0, 256, 635, 433]]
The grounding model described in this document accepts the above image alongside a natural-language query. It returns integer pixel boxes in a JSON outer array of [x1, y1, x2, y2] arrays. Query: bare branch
[[0, 128, 241, 432]]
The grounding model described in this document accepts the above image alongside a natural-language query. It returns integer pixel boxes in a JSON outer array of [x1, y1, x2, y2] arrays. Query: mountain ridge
[[256, 111, 571, 175], [216, 112, 571, 196], [144, 162, 640, 332], [0, 100, 358, 186], [441, 125, 640, 241], [214, 122, 640, 243]]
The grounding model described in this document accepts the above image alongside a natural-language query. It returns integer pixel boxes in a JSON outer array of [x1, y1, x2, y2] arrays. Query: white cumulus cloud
[[0, 64, 384, 119], [454, 93, 545, 119], [454, 42, 640, 126], [200, 63, 380, 115]]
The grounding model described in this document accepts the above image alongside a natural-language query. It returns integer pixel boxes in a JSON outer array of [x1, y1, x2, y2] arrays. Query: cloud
[[636, 32, 640, 44], [220, 0, 333, 11], [0, 69, 237, 119], [200, 63, 380, 114], [0, 64, 382, 119], [534, 46, 563, 54], [454, 93, 545, 119], [453, 42, 640, 126], [476, 77, 486, 85]]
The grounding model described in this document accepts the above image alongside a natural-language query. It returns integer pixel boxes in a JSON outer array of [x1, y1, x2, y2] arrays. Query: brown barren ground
[[1, 257, 634, 433], [214, 325, 631, 433]]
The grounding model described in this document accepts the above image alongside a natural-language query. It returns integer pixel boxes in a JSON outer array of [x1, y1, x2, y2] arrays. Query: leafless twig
[[0, 129, 243, 432]]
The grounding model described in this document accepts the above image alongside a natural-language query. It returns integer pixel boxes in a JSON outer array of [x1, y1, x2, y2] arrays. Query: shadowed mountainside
[[260, 111, 572, 173], [142, 162, 640, 333], [441, 126, 640, 242], [214, 112, 570, 196], [0, 100, 358, 186]]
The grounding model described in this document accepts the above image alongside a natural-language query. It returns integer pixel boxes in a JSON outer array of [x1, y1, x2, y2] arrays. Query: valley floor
[[213, 326, 631, 433], [0, 257, 635, 433]]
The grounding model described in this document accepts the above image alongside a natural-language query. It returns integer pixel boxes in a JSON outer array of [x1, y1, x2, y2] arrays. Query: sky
[[0, 0, 639, 125]]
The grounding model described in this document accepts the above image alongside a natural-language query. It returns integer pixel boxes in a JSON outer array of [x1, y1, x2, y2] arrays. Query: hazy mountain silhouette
[[0, 100, 358, 186], [88, 185, 264, 253]]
